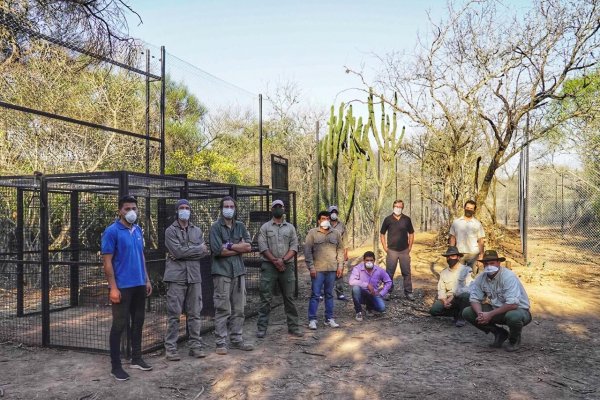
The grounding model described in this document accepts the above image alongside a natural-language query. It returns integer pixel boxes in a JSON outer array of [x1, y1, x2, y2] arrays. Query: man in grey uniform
[[164, 199, 209, 360]]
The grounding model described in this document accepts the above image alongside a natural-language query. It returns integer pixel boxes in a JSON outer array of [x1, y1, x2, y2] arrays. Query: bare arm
[[379, 233, 388, 252], [103, 254, 120, 303], [449, 235, 456, 246], [408, 233, 414, 252]]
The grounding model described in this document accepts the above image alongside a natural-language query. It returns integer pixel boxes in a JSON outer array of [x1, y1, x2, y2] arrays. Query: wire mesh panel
[[0, 171, 297, 353], [0, 179, 42, 346]]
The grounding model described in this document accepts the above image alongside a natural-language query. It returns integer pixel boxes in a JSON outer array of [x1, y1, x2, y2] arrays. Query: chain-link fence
[[0, 171, 297, 353], [494, 165, 600, 256]]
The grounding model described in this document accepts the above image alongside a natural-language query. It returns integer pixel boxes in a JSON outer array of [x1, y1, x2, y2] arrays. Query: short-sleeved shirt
[[469, 267, 530, 310], [257, 218, 299, 263], [380, 214, 415, 251], [101, 220, 146, 289], [209, 217, 251, 278], [437, 264, 473, 299], [449, 216, 485, 254]]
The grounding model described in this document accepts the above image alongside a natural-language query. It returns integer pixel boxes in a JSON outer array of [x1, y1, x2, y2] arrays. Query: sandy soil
[[0, 231, 599, 400]]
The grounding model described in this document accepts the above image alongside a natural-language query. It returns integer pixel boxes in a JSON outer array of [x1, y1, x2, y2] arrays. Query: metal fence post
[[70, 191, 80, 307], [40, 176, 50, 346], [16, 188, 24, 317]]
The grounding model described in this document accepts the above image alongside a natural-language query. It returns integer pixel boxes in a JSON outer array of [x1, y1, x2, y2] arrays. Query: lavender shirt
[[349, 263, 392, 297]]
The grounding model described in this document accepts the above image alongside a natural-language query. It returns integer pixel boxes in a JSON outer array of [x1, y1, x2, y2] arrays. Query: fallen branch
[[301, 350, 326, 357], [192, 386, 205, 400]]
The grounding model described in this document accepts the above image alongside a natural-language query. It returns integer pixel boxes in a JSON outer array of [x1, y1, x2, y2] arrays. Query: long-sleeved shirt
[[209, 217, 251, 278], [303, 227, 343, 272], [437, 264, 473, 299], [349, 263, 392, 297], [164, 220, 209, 283], [469, 267, 530, 310], [257, 218, 299, 263]]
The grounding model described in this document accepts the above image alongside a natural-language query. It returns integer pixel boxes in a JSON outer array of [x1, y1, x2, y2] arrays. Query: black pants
[[109, 285, 146, 368]]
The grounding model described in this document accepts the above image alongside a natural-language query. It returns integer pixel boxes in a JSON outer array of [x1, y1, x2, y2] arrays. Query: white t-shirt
[[449, 216, 485, 254]]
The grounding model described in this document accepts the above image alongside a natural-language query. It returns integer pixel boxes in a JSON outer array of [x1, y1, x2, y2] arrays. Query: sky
[[127, 0, 442, 110]]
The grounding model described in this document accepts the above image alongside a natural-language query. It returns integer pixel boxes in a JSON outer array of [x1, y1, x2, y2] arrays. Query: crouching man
[[348, 251, 392, 321], [462, 250, 532, 352], [429, 246, 473, 327]]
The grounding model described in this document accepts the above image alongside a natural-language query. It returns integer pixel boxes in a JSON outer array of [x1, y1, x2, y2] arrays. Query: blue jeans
[[308, 271, 336, 321], [351, 285, 386, 313]]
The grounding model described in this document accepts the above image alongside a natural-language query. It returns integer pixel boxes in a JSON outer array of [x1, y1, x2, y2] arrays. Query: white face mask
[[330, 212, 338, 221], [222, 208, 235, 219], [393, 207, 403, 216], [484, 265, 499, 277], [124, 210, 137, 224], [178, 209, 190, 221], [365, 261, 374, 269], [320, 220, 331, 229]]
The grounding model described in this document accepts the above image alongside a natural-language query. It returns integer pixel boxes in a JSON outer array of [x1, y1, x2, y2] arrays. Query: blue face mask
[[222, 208, 235, 219], [178, 209, 190, 221]]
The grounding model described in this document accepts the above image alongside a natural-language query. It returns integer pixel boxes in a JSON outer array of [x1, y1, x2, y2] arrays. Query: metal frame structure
[[0, 171, 297, 353]]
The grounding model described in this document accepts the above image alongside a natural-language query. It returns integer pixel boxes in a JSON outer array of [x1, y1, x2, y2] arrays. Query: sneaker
[[130, 359, 152, 371], [215, 344, 228, 355], [337, 294, 348, 301], [288, 329, 304, 337], [324, 319, 340, 328], [455, 318, 466, 328], [189, 348, 207, 358], [308, 320, 317, 330], [230, 341, 254, 351], [489, 327, 509, 348], [355, 312, 363, 322], [165, 351, 181, 361], [111, 367, 130, 381], [319, 295, 324, 302], [256, 330, 266, 338], [405, 293, 415, 301]]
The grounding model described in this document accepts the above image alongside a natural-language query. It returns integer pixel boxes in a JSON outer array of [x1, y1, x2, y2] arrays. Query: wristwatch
[[226, 242, 233, 250]]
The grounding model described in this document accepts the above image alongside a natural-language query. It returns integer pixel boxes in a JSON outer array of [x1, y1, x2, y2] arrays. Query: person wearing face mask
[[101, 195, 153, 381], [304, 211, 344, 329], [163, 199, 209, 361], [462, 250, 532, 352], [429, 246, 473, 327], [348, 251, 392, 321], [209, 196, 254, 355], [449, 200, 485, 273], [379, 199, 416, 300], [256, 200, 303, 338], [327, 205, 349, 301]]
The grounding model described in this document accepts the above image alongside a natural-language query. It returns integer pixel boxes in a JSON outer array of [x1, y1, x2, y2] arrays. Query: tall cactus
[[365, 89, 406, 256]]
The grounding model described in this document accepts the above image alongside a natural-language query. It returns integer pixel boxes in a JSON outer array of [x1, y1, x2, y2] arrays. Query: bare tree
[[350, 0, 600, 220]]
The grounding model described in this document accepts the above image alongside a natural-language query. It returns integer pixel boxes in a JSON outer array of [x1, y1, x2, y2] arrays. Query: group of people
[[101, 195, 532, 381]]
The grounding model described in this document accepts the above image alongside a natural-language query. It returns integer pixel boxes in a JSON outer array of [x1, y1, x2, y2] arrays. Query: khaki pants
[[213, 275, 246, 346]]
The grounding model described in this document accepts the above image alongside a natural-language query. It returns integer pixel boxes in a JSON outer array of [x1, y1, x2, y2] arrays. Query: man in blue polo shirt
[[102, 195, 153, 381]]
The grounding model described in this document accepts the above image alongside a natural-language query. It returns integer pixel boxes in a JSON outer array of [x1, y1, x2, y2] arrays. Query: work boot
[[256, 330, 266, 339], [189, 348, 207, 358], [506, 336, 521, 352], [165, 351, 181, 361], [489, 327, 509, 348], [230, 341, 254, 351]]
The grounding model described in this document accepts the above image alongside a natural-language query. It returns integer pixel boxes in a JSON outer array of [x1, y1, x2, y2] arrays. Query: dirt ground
[[1, 231, 599, 400]]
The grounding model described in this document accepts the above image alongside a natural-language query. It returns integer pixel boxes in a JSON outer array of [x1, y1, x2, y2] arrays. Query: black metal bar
[[40, 177, 50, 346], [0, 101, 162, 143], [145, 49, 151, 174], [315, 120, 320, 218], [70, 191, 80, 307], [160, 46, 166, 175], [0, 17, 161, 80], [118, 172, 129, 199], [292, 192, 298, 298], [16, 188, 24, 317], [259, 94, 263, 186]]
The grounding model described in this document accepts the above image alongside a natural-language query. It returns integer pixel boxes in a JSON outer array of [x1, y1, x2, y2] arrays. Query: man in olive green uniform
[[209, 196, 254, 355], [256, 200, 303, 338]]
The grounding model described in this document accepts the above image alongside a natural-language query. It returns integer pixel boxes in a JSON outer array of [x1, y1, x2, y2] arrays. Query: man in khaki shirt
[[304, 211, 344, 330], [256, 200, 302, 338]]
